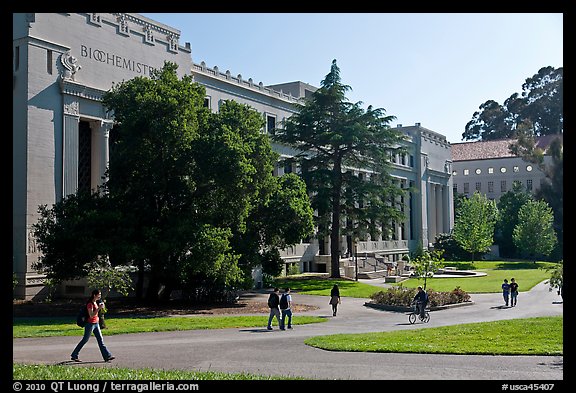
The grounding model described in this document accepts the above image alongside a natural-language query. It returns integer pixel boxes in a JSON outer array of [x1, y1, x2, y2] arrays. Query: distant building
[[13, 13, 454, 299], [451, 135, 561, 200]]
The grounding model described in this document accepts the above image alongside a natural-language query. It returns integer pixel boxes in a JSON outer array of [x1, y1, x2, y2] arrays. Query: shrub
[[370, 285, 471, 307]]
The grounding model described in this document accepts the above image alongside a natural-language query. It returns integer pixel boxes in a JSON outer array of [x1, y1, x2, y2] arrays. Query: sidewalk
[[13, 280, 563, 380]]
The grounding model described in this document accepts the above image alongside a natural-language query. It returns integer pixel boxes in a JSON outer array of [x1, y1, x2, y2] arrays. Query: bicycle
[[408, 301, 430, 324]]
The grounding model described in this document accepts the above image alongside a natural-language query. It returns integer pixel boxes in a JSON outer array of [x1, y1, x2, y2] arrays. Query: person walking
[[509, 278, 519, 307], [501, 279, 511, 307], [71, 289, 115, 362], [329, 284, 341, 316], [267, 287, 281, 330], [279, 287, 293, 330]]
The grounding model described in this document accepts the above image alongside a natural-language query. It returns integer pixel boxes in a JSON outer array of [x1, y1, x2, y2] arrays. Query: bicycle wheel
[[408, 313, 416, 324], [422, 312, 430, 323]]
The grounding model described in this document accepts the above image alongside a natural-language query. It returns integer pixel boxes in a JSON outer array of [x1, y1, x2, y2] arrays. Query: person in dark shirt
[[509, 278, 519, 307], [413, 286, 428, 318], [502, 279, 510, 306]]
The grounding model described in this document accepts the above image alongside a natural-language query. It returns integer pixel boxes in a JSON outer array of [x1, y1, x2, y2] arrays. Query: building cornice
[[193, 61, 303, 106], [59, 77, 106, 102]]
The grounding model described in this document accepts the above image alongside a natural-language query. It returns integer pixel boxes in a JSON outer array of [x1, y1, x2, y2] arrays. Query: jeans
[[71, 322, 112, 360], [510, 291, 518, 306], [416, 302, 426, 318], [267, 308, 281, 328], [281, 308, 292, 329]]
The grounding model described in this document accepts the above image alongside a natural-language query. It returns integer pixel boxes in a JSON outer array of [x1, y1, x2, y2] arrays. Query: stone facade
[[13, 13, 454, 299]]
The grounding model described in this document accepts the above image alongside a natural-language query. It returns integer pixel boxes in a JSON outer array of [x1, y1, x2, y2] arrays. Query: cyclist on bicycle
[[413, 286, 428, 319]]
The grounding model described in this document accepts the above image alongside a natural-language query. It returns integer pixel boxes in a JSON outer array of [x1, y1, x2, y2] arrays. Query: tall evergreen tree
[[273, 60, 407, 278]]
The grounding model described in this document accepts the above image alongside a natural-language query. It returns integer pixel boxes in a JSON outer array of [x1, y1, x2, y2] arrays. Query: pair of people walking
[[502, 278, 519, 307], [267, 287, 292, 330]]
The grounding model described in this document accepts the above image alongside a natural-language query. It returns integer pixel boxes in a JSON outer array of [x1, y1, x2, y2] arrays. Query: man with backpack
[[279, 287, 293, 330], [267, 287, 281, 330]]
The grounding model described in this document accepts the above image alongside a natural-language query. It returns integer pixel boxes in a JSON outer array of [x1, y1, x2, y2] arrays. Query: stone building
[[13, 13, 453, 299], [451, 135, 561, 201]]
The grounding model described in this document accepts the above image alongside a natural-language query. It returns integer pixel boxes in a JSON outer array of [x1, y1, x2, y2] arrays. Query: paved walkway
[[13, 280, 563, 380]]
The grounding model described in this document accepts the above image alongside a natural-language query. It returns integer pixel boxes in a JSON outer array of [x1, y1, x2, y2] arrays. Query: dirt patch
[[13, 292, 318, 318]]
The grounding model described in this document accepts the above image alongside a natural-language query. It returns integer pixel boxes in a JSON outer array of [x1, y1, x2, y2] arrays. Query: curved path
[[13, 280, 563, 380]]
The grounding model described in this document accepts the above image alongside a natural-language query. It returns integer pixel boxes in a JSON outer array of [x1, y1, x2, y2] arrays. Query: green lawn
[[305, 316, 562, 356], [274, 261, 557, 296], [13, 315, 325, 338], [14, 260, 562, 380], [13, 363, 302, 380]]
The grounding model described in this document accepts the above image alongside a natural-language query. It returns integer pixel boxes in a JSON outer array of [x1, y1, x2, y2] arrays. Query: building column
[[442, 183, 450, 233], [435, 184, 443, 239], [62, 98, 80, 198], [89, 120, 113, 192], [99, 121, 112, 187], [428, 183, 436, 245]]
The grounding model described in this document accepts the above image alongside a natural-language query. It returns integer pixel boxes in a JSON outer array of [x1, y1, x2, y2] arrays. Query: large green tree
[[452, 191, 499, 261], [513, 199, 557, 263], [272, 60, 407, 278], [34, 62, 314, 301], [463, 66, 562, 141], [495, 183, 533, 258]]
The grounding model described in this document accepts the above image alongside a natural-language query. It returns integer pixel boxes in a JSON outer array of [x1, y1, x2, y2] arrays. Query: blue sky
[[140, 13, 563, 144]]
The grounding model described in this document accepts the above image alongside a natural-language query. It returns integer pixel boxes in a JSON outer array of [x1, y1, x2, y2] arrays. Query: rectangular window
[[463, 169, 469, 176], [488, 181, 494, 193], [463, 183, 469, 194], [527, 179, 533, 191], [14, 46, 20, 71], [501, 180, 507, 193], [203, 96, 211, 109], [475, 182, 481, 191], [453, 184, 458, 193], [488, 167, 494, 174], [266, 115, 276, 134], [47, 49, 53, 74]]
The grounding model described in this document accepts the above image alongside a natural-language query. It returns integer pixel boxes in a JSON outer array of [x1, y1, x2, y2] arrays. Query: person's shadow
[[57, 360, 109, 365]]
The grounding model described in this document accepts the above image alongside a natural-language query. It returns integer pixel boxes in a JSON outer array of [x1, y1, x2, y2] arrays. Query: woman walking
[[71, 289, 115, 362], [329, 284, 341, 316]]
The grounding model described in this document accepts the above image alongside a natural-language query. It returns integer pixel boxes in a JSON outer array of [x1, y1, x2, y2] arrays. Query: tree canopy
[[463, 66, 562, 141], [33, 62, 314, 301], [272, 59, 407, 277], [452, 191, 499, 261]]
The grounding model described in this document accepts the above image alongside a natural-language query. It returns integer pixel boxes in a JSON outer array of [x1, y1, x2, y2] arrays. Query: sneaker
[[267, 326, 273, 330], [105, 356, 115, 362], [288, 326, 293, 329], [71, 357, 81, 362], [280, 328, 285, 331]]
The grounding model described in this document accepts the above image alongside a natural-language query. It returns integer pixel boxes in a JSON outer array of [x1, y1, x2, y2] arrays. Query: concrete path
[[13, 280, 563, 380]]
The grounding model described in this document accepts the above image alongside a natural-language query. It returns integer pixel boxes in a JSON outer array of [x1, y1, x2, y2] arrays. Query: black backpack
[[76, 303, 89, 327], [267, 293, 279, 308], [279, 293, 289, 309]]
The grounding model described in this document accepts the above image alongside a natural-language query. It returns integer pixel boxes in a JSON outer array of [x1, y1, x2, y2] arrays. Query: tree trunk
[[136, 259, 145, 299], [330, 157, 342, 278]]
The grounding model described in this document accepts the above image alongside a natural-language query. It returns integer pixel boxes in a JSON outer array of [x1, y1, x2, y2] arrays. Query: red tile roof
[[451, 135, 562, 161]]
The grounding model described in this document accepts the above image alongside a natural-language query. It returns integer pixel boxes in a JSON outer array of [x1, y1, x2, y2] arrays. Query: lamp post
[[354, 238, 359, 281]]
